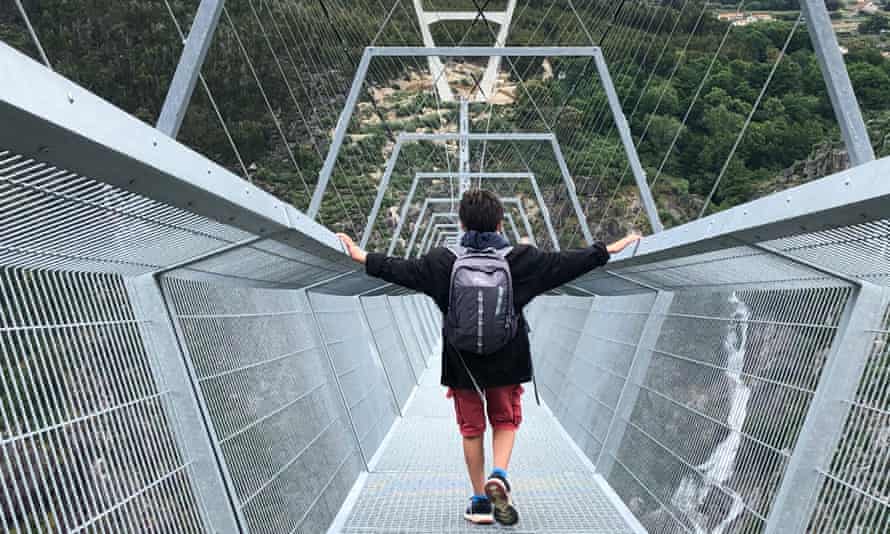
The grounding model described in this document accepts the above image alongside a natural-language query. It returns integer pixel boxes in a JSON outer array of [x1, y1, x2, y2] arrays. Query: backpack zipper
[[477, 289, 484, 354]]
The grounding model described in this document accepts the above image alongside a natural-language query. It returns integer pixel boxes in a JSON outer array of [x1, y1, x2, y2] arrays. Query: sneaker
[[484, 472, 519, 525], [464, 496, 494, 524]]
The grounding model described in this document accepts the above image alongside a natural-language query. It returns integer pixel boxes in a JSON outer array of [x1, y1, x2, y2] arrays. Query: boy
[[337, 189, 641, 526]]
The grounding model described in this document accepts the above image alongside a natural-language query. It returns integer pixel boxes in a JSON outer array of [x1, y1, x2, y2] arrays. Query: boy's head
[[459, 189, 504, 233]]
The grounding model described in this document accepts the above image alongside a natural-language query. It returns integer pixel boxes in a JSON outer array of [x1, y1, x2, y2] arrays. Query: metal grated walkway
[[333, 360, 641, 533]]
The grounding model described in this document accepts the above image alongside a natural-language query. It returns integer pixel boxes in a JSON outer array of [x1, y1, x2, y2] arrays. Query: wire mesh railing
[[0, 268, 209, 532], [527, 239, 888, 532]]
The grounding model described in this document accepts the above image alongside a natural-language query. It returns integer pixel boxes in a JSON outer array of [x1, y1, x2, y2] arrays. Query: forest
[[2, 0, 890, 244]]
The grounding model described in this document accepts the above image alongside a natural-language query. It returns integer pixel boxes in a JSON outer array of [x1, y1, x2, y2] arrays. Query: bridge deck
[[333, 360, 640, 533]]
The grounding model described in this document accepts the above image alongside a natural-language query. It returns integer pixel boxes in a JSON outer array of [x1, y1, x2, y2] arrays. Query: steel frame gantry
[[306, 46, 663, 239], [410, 196, 533, 257], [386, 171, 558, 255]]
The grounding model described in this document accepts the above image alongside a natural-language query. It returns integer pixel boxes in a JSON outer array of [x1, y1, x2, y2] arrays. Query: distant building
[[717, 12, 775, 26], [860, 1, 880, 15]]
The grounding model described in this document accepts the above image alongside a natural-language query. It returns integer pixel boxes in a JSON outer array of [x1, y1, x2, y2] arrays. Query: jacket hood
[[460, 230, 510, 250]]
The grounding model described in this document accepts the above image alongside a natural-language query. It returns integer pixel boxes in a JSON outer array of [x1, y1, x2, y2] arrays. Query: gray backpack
[[444, 245, 519, 355]]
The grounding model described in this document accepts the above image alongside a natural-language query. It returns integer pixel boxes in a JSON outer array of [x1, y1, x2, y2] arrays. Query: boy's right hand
[[336, 233, 368, 264], [606, 233, 642, 254]]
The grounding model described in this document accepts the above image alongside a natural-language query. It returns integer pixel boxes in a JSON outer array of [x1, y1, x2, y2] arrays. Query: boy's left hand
[[607, 233, 643, 254]]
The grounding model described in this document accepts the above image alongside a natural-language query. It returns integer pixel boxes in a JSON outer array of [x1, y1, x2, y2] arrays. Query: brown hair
[[459, 189, 504, 233]]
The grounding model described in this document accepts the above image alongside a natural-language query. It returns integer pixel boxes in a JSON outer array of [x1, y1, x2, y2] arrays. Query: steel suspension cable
[[560, 0, 709, 244], [269, 1, 367, 226], [630, 0, 750, 227], [160, 0, 250, 180], [13, 0, 51, 69], [699, 14, 803, 218]]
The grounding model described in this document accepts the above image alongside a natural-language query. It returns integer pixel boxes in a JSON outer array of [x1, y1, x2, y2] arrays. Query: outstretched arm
[[523, 233, 642, 295], [337, 233, 436, 294]]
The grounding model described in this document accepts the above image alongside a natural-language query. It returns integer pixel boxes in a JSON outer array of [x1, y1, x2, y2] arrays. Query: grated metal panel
[[406, 296, 437, 362], [170, 236, 353, 289], [531, 284, 855, 534], [373, 407, 592, 475], [806, 300, 890, 532], [578, 245, 852, 296], [0, 267, 208, 532], [766, 219, 890, 286], [529, 296, 592, 412], [0, 149, 253, 276], [610, 286, 851, 532], [342, 471, 631, 534], [550, 294, 656, 464], [387, 297, 428, 380], [610, 246, 843, 292], [308, 293, 399, 466], [161, 278, 362, 534], [342, 360, 635, 533], [360, 296, 417, 410]]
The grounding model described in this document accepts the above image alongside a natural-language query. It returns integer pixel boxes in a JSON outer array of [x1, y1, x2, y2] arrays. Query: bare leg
[[463, 435, 486, 495], [492, 428, 516, 471]]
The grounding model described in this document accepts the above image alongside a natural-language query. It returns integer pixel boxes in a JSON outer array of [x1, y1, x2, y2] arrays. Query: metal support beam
[[157, 0, 224, 137], [458, 98, 470, 242], [363, 132, 589, 250], [388, 171, 423, 255], [416, 211, 459, 257], [596, 291, 674, 478], [370, 46, 599, 57], [308, 47, 373, 218], [422, 223, 459, 254], [412, 0, 454, 102], [592, 48, 663, 233], [307, 46, 599, 221], [459, 98, 471, 195], [413, 1, 517, 102], [435, 231, 459, 249], [360, 140, 403, 248], [504, 212, 522, 243], [549, 136, 594, 244], [477, 0, 517, 103], [527, 173, 560, 250], [512, 199, 537, 247], [400, 132, 557, 142], [800, 0, 874, 166], [127, 275, 244, 531], [404, 200, 433, 258], [765, 283, 889, 533]]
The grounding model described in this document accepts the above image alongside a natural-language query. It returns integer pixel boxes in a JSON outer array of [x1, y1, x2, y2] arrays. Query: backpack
[[444, 245, 520, 355]]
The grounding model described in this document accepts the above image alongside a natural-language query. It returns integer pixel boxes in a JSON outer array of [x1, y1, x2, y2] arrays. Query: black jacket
[[365, 243, 610, 389]]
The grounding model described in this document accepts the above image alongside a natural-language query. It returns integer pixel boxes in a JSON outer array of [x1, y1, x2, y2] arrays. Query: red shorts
[[448, 385, 524, 437]]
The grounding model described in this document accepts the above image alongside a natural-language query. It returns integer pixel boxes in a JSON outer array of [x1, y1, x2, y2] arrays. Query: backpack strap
[[493, 246, 513, 258], [450, 245, 513, 257], [447, 245, 468, 257]]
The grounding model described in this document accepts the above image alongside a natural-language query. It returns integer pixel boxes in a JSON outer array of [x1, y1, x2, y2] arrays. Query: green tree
[[848, 62, 890, 110], [859, 14, 890, 34]]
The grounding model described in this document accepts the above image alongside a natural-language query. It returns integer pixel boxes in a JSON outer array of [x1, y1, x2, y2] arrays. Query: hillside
[[2, 1, 889, 250]]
